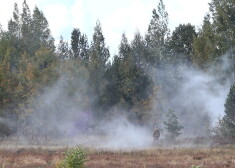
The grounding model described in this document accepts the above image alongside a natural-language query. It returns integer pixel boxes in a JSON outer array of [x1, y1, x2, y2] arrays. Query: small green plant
[[57, 147, 86, 168], [163, 109, 183, 141], [192, 165, 201, 168]]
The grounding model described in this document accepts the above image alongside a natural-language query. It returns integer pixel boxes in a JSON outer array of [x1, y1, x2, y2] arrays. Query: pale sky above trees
[[0, 0, 210, 54]]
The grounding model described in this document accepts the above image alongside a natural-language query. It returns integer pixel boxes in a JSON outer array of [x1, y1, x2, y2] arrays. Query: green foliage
[[192, 14, 218, 70], [164, 109, 183, 140], [169, 23, 197, 64], [223, 83, 235, 141], [58, 147, 86, 168], [71, 28, 89, 61], [146, 0, 170, 66], [212, 117, 230, 139], [71, 28, 80, 58], [0, 0, 235, 139], [213, 83, 235, 143], [209, 0, 235, 48], [58, 36, 70, 61], [88, 21, 110, 114], [192, 165, 201, 168]]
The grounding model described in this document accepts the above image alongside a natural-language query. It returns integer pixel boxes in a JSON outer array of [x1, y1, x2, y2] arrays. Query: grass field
[[0, 145, 234, 168]]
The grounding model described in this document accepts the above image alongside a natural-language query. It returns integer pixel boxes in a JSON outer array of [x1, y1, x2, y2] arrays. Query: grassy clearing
[[0, 146, 234, 168]]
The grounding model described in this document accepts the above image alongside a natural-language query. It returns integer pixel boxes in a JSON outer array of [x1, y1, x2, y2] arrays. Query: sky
[[0, 0, 211, 54]]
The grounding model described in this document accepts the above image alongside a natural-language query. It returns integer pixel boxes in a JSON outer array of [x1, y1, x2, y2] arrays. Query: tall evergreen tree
[[119, 33, 131, 60], [71, 28, 89, 63], [79, 33, 89, 64], [71, 28, 80, 59], [90, 21, 110, 67], [21, 0, 32, 52], [8, 3, 21, 38], [131, 31, 150, 69], [169, 23, 197, 65], [223, 83, 235, 141], [57, 36, 70, 61], [89, 21, 110, 112], [192, 14, 218, 70], [118, 33, 135, 107], [209, 0, 235, 80], [210, 0, 235, 51], [146, 0, 170, 66], [32, 6, 54, 51]]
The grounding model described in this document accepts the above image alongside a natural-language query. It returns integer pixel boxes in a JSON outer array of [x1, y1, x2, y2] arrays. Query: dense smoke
[[7, 54, 230, 150], [156, 52, 234, 138], [157, 67, 229, 137]]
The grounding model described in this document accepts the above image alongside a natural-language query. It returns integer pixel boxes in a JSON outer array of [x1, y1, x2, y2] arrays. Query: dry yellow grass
[[0, 146, 234, 168]]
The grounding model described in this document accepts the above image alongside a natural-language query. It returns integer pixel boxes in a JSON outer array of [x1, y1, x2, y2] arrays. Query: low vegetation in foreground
[[0, 145, 234, 168]]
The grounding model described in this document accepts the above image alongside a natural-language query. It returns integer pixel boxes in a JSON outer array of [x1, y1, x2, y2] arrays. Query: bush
[[192, 165, 201, 168], [57, 147, 86, 168], [163, 109, 183, 141]]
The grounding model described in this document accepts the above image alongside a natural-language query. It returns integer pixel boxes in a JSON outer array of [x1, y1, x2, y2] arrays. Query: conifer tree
[[32, 6, 54, 50], [164, 109, 183, 141], [89, 21, 110, 111], [146, 0, 170, 66], [8, 3, 21, 38], [169, 23, 197, 65], [21, 0, 32, 50], [223, 83, 235, 141], [79, 34, 89, 64], [71, 28, 89, 63], [71, 28, 80, 59], [192, 14, 218, 70], [58, 36, 70, 61]]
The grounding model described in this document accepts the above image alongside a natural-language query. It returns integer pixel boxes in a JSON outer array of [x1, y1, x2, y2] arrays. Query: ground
[[0, 146, 234, 168]]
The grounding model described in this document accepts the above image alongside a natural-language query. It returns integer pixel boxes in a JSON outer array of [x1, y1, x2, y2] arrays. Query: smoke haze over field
[[8, 53, 231, 150], [158, 67, 230, 137], [0, 0, 234, 151]]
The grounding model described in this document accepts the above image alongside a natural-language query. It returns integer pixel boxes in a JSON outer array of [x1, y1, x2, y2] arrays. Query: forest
[[0, 0, 234, 144]]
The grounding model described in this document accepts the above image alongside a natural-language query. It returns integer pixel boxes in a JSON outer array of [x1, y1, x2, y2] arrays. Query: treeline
[[0, 0, 234, 140]]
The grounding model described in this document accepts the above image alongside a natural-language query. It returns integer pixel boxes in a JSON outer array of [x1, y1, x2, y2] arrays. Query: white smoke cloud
[[155, 53, 233, 138]]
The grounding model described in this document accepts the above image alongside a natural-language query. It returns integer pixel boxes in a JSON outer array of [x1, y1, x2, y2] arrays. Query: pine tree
[[169, 23, 197, 65], [223, 83, 235, 141], [90, 21, 110, 67], [79, 33, 89, 64], [71, 28, 80, 58], [146, 0, 170, 66], [57, 36, 70, 61], [119, 33, 131, 60], [192, 14, 218, 70], [131, 31, 150, 69], [8, 3, 21, 38], [164, 109, 183, 141], [209, 0, 235, 51], [89, 21, 110, 112], [71, 28, 89, 63], [32, 6, 54, 50], [21, 0, 32, 51], [209, 0, 235, 80], [118, 33, 134, 107]]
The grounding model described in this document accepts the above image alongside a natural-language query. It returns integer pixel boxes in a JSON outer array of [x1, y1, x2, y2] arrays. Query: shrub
[[192, 165, 201, 168], [163, 109, 183, 141], [57, 147, 86, 168]]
